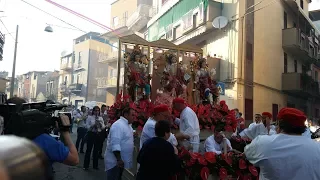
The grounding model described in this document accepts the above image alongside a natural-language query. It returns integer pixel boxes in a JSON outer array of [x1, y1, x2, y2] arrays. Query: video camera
[[0, 101, 70, 139]]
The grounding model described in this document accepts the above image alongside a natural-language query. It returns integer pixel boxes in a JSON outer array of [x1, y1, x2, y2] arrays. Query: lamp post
[[9, 25, 19, 98]]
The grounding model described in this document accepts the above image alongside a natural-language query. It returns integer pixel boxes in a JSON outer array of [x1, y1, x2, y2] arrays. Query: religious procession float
[[107, 35, 258, 180]]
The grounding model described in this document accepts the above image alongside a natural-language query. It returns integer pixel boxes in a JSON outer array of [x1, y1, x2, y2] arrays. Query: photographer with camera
[[6, 97, 79, 168]]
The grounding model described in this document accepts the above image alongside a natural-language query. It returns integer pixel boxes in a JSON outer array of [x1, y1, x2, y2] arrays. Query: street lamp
[[44, 25, 53, 33]]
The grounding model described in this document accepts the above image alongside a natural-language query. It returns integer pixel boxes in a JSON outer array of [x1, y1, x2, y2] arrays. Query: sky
[[0, 0, 115, 76]]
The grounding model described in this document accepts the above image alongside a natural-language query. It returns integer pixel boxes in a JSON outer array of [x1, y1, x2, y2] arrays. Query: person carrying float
[[172, 98, 200, 152], [238, 112, 276, 140], [140, 104, 178, 149]]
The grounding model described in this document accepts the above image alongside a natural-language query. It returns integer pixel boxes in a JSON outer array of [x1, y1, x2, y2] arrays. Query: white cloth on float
[[175, 107, 200, 152], [204, 135, 232, 154], [239, 123, 276, 140], [245, 134, 320, 180], [104, 116, 134, 171]]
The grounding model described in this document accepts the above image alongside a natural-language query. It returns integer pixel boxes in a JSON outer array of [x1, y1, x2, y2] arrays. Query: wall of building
[[111, 0, 138, 27]]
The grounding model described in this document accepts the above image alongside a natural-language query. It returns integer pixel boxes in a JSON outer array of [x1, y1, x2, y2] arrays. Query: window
[[166, 24, 173, 39], [64, 76, 68, 84], [284, 12, 287, 29], [34, 74, 37, 80], [284, 53, 288, 73], [113, 16, 119, 27], [300, 0, 304, 9], [77, 74, 80, 84], [272, 104, 279, 122], [193, 13, 198, 28], [110, 69, 114, 78], [173, 25, 182, 40], [294, 60, 297, 72], [302, 64, 307, 74], [183, 11, 193, 30], [246, 42, 253, 61], [78, 52, 82, 63]]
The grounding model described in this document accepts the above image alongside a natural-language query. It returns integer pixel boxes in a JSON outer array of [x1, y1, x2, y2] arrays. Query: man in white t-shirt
[[239, 112, 276, 140], [204, 128, 232, 154], [248, 114, 262, 129], [245, 107, 320, 180], [173, 98, 200, 152], [140, 104, 178, 149]]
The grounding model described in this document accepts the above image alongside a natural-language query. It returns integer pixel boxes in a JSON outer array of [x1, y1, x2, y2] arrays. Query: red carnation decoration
[[198, 156, 207, 166]]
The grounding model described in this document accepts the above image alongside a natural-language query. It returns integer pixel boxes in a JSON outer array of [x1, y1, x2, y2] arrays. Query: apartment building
[[58, 32, 110, 108], [100, 0, 155, 106], [147, 0, 320, 121], [46, 70, 60, 102]]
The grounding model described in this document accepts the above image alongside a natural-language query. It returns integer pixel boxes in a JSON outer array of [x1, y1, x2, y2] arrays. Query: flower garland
[[178, 147, 259, 180]]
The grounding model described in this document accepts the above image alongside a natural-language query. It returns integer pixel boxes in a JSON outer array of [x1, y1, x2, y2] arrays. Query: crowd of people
[[2, 96, 320, 180]]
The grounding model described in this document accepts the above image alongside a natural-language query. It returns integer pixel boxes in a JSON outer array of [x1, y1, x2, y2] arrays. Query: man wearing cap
[[244, 107, 320, 180], [140, 104, 178, 150], [172, 98, 200, 152], [248, 114, 262, 129], [239, 112, 276, 140]]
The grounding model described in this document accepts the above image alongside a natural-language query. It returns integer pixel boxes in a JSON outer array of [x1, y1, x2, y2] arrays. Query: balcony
[[282, 73, 319, 97], [282, 28, 318, 62], [60, 63, 72, 71], [126, 4, 156, 32], [74, 62, 85, 71], [98, 51, 118, 64], [69, 83, 83, 92], [96, 77, 124, 89], [111, 18, 127, 30]]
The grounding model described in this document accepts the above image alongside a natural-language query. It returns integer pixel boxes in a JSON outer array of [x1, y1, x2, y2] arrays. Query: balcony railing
[[60, 63, 72, 71], [111, 18, 127, 29], [69, 83, 83, 92], [282, 72, 319, 97], [282, 28, 319, 62], [126, 4, 155, 31], [96, 77, 124, 89], [98, 51, 118, 63]]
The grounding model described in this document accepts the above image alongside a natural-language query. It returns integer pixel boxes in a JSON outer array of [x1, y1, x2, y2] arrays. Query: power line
[[19, 0, 86, 33], [0, 18, 15, 40], [19, 0, 121, 50]]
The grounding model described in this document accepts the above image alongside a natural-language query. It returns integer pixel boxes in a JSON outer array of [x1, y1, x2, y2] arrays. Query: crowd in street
[[65, 97, 320, 180]]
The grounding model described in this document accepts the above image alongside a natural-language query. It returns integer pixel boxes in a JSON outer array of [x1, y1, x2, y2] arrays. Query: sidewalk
[[53, 127, 107, 180]]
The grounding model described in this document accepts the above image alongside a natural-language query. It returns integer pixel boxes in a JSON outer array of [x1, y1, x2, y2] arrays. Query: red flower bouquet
[[189, 101, 237, 132], [107, 92, 153, 130], [178, 147, 259, 180], [230, 136, 252, 152]]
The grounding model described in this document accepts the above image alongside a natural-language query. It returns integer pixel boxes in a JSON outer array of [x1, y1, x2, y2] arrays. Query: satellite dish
[[212, 16, 228, 29]]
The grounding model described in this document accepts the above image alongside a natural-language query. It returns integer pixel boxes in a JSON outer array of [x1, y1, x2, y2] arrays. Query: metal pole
[[116, 39, 122, 95], [10, 25, 19, 98]]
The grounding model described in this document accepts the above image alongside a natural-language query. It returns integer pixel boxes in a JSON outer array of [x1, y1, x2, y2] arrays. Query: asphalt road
[[53, 127, 107, 180]]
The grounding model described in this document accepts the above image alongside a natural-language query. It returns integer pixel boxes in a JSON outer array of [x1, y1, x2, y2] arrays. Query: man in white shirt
[[140, 104, 178, 149], [248, 114, 262, 129], [239, 112, 275, 140], [204, 128, 232, 154], [245, 107, 320, 180], [75, 106, 88, 153], [105, 107, 135, 180], [173, 98, 200, 152]]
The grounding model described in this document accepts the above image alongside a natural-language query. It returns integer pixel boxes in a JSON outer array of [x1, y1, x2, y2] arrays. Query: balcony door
[[272, 104, 279, 122]]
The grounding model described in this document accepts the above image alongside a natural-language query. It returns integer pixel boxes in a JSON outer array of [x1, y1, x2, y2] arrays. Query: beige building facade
[[147, 0, 320, 122]]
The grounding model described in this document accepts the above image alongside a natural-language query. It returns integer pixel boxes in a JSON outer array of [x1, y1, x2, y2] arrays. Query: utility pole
[[10, 25, 19, 98]]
